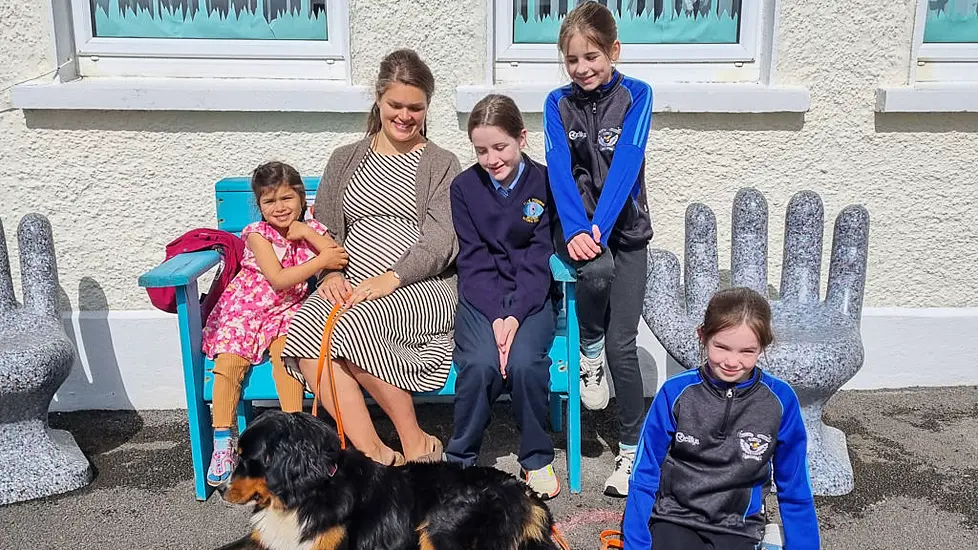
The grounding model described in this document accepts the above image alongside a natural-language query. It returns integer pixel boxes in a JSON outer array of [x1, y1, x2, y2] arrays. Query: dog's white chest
[[250, 508, 314, 550]]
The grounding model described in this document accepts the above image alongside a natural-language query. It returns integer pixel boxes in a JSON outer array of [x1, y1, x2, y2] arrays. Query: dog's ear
[[264, 413, 343, 508]]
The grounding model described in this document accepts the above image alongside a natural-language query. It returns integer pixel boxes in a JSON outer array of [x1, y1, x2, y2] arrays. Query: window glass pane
[[513, 0, 741, 44], [90, 0, 328, 40], [924, 0, 978, 43]]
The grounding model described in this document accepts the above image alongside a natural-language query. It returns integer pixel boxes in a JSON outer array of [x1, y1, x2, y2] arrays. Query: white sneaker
[[521, 463, 561, 500], [579, 350, 610, 410], [604, 447, 635, 497]]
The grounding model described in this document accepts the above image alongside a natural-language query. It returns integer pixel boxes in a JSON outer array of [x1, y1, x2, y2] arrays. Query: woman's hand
[[567, 227, 602, 261], [316, 245, 349, 271], [318, 271, 352, 305], [344, 271, 400, 308]]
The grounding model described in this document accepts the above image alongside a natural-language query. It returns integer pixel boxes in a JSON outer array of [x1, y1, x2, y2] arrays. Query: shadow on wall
[[22, 110, 369, 134], [56, 276, 134, 411], [874, 112, 978, 133]]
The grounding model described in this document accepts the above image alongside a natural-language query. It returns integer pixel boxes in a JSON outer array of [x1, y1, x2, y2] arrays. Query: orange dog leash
[[313, 303, 577, 550], [599, 529, 623, 549], [551, 526, 572, 550], [313, 303, 346, 449]]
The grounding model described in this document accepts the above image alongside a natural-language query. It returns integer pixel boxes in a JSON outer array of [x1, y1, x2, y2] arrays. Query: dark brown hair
[[366, 49, 436, 137], [701, 287, 775, 350], [557, 1, 619, 59], [467, 94, 525, 140], [251, 161, 307, 222]]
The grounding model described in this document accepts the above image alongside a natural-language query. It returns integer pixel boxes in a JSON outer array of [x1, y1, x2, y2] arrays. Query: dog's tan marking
[[521, 503, 550, 542], [416, 521, 436, 550], [310, 526, 347, 550], [224, 476, 273, 507]]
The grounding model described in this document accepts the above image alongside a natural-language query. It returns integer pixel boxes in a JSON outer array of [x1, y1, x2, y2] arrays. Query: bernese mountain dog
[[216, 410, 561, 550]]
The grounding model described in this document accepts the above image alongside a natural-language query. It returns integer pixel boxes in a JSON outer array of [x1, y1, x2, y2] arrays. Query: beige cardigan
[[312, 137, 461, 287]]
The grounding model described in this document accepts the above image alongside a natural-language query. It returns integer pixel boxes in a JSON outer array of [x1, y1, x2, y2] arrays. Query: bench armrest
[[549, 254, 577, 283], [138, 250, 222, 288]]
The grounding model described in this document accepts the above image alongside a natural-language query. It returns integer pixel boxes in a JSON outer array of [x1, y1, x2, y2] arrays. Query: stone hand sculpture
[[0, 214, 93, 505], [643, 188, 869, 496]]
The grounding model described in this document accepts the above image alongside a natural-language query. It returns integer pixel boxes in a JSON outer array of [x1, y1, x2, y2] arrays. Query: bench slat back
[[216, 177, 320, 234]]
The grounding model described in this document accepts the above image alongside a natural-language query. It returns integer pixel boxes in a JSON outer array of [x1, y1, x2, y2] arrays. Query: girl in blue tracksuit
[[624, 287, 821, 549], [544, 0, 654, 497]]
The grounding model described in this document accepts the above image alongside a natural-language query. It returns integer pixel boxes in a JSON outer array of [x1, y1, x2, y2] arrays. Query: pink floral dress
[[201, 219, 329, 364]]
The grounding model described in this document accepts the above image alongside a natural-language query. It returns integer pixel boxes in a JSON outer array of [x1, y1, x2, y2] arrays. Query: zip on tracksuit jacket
[[623, 367, 821, 550], [543, 70, 654, 250]]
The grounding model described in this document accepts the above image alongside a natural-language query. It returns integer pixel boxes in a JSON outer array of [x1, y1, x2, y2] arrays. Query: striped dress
[[282, 146, 457, 392]]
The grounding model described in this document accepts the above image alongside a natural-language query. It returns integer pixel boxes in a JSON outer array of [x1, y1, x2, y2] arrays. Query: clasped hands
[[567, 224, 603, 261]]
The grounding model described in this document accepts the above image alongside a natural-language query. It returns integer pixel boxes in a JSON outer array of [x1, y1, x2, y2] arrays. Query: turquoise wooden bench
[[138, 177, 581, 501]]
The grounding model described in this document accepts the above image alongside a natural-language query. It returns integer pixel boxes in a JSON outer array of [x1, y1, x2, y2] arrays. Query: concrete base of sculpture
[[0, 215, 94, 505], [643, 188, 870, 496], [0, 423, 94, 505]]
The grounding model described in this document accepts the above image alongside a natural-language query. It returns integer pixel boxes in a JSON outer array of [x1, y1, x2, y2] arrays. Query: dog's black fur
[[218, 411, 559, 550]]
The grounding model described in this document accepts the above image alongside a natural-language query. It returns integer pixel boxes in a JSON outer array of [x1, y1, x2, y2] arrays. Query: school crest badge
[[597, 127, 621, 151], [739, 431, 771, 461], [522, 198, 545, 223]]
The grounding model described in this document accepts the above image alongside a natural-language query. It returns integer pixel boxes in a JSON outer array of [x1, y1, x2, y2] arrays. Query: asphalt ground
[[1, 386, 976, 549]]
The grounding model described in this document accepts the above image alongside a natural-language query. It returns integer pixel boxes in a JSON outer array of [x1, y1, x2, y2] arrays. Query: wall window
[[494, 0, 769, 84], [68, 0, 349, 79], [513, 0, 741, 44], [916, 0, 978, 81], [923, 0, 978, 43]]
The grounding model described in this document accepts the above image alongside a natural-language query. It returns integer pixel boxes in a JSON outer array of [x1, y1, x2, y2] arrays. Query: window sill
[[11, 77, 373, 112], [456, 83, 811, 114], [875, 84, 978, 113]]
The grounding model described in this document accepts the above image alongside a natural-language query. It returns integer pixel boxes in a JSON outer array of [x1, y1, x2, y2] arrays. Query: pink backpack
[[146, 228, 246, 324]]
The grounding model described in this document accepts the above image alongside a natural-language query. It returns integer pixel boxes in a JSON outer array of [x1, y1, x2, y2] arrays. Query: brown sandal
[[389, 450, 406, 467], [410, 433, 444, 463]]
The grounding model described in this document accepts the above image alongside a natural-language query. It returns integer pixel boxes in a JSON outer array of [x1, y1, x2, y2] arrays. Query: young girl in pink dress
[[200, 161, 349, 486]]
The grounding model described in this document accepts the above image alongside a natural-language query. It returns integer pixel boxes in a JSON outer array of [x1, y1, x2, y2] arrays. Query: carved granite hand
[[0, 214, 92, 505], [643, 188, 870, 496]]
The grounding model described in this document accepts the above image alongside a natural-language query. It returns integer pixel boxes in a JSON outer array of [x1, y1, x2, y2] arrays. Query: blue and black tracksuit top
[[543, 70, 654, 250], [624, 367, 821, 550]]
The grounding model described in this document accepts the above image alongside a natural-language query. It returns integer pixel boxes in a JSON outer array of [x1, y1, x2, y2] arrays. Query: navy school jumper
[[446, 155, 558, 470]]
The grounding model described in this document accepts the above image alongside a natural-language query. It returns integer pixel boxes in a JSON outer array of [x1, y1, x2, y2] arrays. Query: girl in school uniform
[[446, 94, 561, 500]]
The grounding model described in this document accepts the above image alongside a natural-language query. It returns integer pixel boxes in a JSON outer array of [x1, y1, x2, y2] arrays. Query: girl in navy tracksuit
[[445, 94, 561, 500], [544, 1, 654, 496], [624, 287, 821, 549]]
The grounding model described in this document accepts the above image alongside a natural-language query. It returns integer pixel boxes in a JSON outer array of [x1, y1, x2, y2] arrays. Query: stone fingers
[[645, 248, 701, 369], [0, 220, 16, 312], [780, 191, 824, 304], [644, 248, 684, 334], [18, 214, 60, 319], [825, 205, 870, 324], [731, 188, 769, 296], [684, 203, 719, 321]]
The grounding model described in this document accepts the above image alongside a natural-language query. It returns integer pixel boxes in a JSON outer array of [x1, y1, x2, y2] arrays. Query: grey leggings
[[553, 230, 648, 446]]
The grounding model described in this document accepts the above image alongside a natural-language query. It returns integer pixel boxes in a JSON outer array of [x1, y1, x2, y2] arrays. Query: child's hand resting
[[317, 245, 349, 271], [286, 220, 314, 241]]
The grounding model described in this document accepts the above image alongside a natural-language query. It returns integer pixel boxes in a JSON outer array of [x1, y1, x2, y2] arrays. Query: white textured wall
[[1, 0, 977, 315]]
